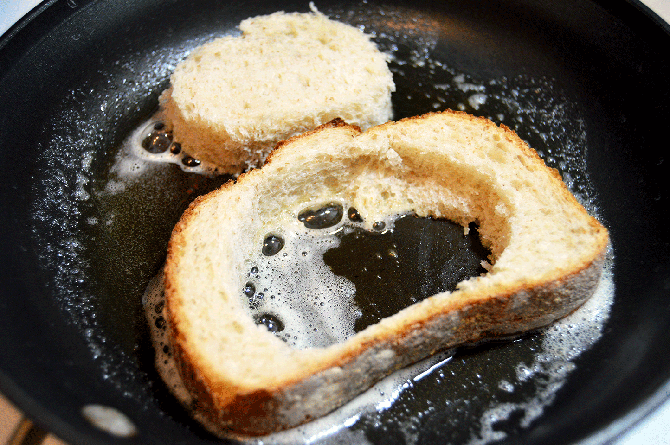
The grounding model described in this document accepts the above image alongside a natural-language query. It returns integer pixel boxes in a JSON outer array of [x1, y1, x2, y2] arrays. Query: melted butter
[[111, 116, 222, 181]]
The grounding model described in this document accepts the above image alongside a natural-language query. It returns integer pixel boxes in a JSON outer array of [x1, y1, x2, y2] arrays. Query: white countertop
[[1, 1, 669, 444]]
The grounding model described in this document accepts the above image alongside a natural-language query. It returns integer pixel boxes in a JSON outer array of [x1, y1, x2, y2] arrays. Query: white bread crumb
[[161, 9, 395, 173]]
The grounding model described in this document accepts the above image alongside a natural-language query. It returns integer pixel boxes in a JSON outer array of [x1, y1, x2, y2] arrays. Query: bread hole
[[243, 212, 493, 349], [324, 214, 491, 334]]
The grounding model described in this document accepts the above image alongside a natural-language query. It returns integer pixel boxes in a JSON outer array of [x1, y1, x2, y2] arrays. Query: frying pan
[[1, 0, 669, 444]]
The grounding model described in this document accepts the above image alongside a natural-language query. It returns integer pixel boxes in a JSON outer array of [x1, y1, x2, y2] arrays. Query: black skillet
[[1, 0, 669, 444]]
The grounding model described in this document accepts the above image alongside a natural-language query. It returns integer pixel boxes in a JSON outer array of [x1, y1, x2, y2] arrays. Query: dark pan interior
[[1, 0, 669, 444]]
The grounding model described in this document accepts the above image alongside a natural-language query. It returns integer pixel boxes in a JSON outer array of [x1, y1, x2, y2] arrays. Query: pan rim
[[1, 0, 669, 444]]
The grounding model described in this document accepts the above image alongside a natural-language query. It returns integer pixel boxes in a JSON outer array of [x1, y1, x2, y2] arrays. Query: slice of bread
[[160, 7, 395, 174], [164, 111, 609, 436]]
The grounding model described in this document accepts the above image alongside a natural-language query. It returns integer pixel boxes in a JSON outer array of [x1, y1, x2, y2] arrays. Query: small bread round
[[161, 9, 395, 174], [164, 111, 609, 436]]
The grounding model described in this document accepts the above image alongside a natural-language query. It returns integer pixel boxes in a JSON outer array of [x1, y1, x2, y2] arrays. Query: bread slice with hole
[[164, 111, 609, 436], [160, 7, 395, 174]]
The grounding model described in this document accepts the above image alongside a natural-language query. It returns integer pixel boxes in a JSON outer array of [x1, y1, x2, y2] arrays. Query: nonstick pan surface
[[1, 0, 669, 444]]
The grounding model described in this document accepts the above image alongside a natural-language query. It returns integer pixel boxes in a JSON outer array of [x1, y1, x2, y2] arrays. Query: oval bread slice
[[160, 8, 395, 174], [164, 111, 609, 436]]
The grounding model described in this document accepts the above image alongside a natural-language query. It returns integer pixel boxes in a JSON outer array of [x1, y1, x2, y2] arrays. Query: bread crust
[[164, 110, 609, 436]]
